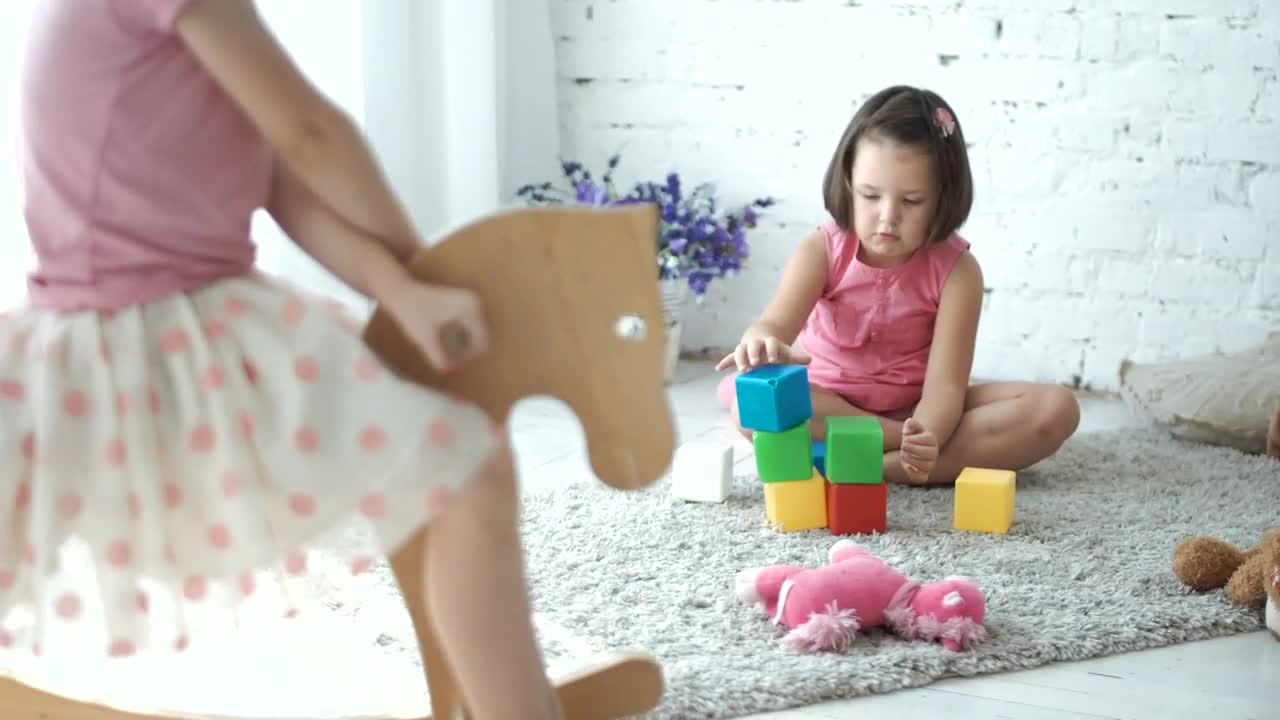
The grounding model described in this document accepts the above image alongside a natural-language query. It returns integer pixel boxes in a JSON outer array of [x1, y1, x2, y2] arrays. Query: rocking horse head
[[362, 204, 675, 491]]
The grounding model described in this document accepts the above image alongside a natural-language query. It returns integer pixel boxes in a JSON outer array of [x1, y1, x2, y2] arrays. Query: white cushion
[[1118, 331, 1280, 454]]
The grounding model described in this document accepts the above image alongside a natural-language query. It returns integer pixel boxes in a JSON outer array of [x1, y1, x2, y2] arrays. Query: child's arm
[[174, 0, 419, 262], [264, 160, 488, 372], [264, 161, 414, 307], [716, 229, 828, 371], [912, 251, 984, 447]]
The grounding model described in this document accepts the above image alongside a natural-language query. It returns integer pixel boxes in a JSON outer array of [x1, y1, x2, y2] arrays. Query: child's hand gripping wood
[[364, 204, 675, 492]]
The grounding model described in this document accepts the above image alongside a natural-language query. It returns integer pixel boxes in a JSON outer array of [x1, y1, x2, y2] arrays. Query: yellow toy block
[[763, 469, 827, 532], [954, 467, 1016, 533]]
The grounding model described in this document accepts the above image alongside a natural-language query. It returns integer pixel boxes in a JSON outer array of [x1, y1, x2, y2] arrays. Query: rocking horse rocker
[[0, 204, 674, 719]]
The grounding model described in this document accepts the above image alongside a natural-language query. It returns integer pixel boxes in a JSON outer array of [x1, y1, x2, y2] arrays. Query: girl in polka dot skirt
[[1, 1, 562, 717]]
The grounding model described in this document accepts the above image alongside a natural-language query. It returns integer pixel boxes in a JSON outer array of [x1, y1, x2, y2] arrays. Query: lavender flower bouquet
[[515, 155, 776, 301]]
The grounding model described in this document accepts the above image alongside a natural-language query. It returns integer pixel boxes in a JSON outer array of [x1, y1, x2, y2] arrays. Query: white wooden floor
[[512, 359, 1279, 720]]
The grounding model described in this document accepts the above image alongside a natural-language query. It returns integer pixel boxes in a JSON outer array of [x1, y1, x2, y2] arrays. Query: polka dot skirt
[[0, 272, 499, 659]]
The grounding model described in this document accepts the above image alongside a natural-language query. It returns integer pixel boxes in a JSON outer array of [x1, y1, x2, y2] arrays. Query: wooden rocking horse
[[0, 204, 674, 718]]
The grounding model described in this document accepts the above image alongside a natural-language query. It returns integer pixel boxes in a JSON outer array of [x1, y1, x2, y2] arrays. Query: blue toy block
[[735, 364, 812, 432], [812, 441, 825, 476]]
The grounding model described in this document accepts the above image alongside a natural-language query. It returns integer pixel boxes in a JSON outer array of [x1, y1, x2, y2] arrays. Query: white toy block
[[671, 441, 733, 503]]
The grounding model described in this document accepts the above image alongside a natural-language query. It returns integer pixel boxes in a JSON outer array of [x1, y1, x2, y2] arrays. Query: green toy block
[[753, 421, 812, 483], [825, 416, 883, 484]]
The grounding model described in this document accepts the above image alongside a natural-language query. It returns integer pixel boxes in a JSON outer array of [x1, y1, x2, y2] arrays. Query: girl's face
[[849, 136, 936, 267]]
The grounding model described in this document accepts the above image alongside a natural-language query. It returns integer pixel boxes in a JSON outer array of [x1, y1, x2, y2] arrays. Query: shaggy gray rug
[[519, 427, 1279, 719]]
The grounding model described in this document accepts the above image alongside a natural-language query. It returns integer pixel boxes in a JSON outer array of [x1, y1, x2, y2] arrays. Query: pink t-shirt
[[794, 217, 971, 417], [20, 0, 272, 312]]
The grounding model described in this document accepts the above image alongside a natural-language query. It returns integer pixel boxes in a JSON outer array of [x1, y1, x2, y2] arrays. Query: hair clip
[[934, 107, 956, 138]]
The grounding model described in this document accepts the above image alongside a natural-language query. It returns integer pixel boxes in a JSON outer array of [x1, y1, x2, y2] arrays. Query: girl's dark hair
[[821, 85, 973, 245]]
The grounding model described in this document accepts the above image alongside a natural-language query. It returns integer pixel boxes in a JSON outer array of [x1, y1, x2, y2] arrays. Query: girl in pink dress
[[1, 1, 560, 717], [717, 86, 1081, 486]]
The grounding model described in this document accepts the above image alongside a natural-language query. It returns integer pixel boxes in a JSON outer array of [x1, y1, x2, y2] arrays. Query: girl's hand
[[382, 278, 489, 375], [715, 336, 811, 372], [899, 417, 938, 485]]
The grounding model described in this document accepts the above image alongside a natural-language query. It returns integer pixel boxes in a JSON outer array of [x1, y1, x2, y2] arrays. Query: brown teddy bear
[[1171, 529, 1280, 609]]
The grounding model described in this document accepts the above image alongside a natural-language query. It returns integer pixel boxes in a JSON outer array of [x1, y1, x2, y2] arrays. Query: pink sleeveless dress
[[0, 0, 497, 660], [719, 217, 970, 420]]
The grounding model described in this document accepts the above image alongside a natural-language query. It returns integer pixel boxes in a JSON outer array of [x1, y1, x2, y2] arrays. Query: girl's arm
[[264, 156, 489, 371], [264, 160, 415, 307], [747, 229, 828, 344], [912, 251, 984, 446], [174, 0, 420, 262], [717, 229, 827, 370]]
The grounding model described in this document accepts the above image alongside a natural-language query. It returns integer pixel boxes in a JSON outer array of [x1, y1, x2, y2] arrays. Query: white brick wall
[[548, 0, 1280, 391]]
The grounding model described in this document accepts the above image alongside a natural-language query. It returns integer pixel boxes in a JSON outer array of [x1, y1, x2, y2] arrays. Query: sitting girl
[[717, 85, 1080, 486]]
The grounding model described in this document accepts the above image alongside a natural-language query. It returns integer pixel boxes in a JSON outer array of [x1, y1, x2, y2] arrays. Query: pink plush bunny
[[735, 539, 988, 652]]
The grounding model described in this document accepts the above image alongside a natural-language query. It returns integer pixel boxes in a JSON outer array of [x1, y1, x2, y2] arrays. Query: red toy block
[[825, 480, 886, 535]]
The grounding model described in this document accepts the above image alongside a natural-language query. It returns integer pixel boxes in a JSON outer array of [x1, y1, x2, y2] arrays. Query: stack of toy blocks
[[823, 415, 887, 534], [736, 365, 891, 535], [735, 365, 826, 532]]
